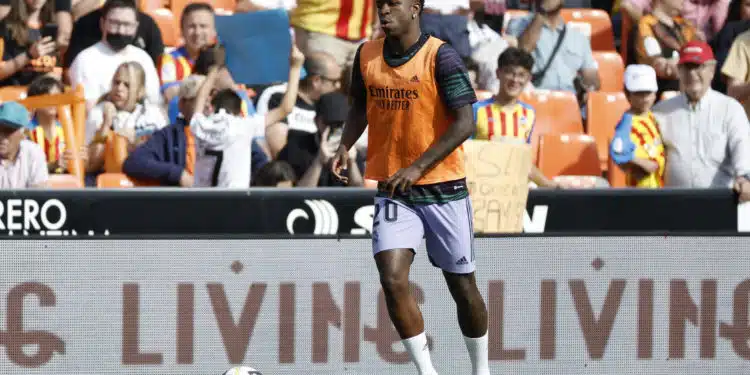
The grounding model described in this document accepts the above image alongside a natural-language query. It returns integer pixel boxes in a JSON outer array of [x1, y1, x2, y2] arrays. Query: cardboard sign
[[464, 140, 532, 233]]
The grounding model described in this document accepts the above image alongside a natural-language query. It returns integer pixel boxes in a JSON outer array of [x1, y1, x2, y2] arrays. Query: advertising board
[[2, 237, 749, 374]]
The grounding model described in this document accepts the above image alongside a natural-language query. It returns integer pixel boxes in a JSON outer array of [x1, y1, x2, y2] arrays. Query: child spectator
[[190, 43, 304, 187], [252, 160, 297, 187], [610, 64, 665, 188], [26, 75, 86, 174]]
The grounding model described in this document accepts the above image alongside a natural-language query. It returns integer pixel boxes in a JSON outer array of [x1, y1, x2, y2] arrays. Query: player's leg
[[372, 197, 437, 375], [420, 196, 489, 375]]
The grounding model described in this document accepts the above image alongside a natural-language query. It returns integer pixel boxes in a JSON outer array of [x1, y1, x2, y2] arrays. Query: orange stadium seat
[[48, 174, 84, 188], [0, 86, 28, 102], [138, 0, 166, 12], [520, 90, 584, 163], [146, 8, 181, 47], [561, 9, 615, 51], [593, 51, 624, 92], [607, 150, 628, 188], [538, 133, 601, 179], [502, 9, 529, 32], [586, 91, 630, 170], [172, 0, 236, 22], [97, 173, 136, 188]]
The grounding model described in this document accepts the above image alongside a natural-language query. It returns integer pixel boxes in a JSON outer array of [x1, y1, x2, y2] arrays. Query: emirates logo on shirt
[[368, 85, 420, 111]]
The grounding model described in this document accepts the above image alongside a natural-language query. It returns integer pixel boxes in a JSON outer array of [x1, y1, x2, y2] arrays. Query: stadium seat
[[538, 133, 601, 179], [520, 90, 584, 163], [593, 51, 624, 92], [146, 8, 181, 47], [0, 86, 28, 102], [607, 149, 628, 188], [48, 174, 84, 188], [586, 91, 630, 170], [104, 134, 129, 173], [661, 91, 680, 101], [137, 0, 166, 12], [502, 9, 529, 32], [97, 173, 136, 188], [561, 9, 615, 51]]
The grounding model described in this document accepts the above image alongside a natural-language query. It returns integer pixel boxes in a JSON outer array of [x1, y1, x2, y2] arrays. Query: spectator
[[632, 0, 699, 96], [0, 0, 72, 53], [683, 0, 731, 41], [26, 75, 87, 174], [721, 25, 750, 115], [0, 0, 59, 86], [251, 160, 297, 187], [715, 0, 750, 93], [610, 64, 665, 188], [86, 61, 167, 174], [168, 45, 257, 125], [652, 41, 750, 200], [472, 47, 558, 188], [68, 0, 161, 109], [0, 101, 48, 188], [507, 0, 600, 97], [158, 2, 217, 102], [256, 51, 342, 157], [277, 91, 363, 187], [422, 0, 472, 62], [467, 7, 509, 92], [63, 0, 163, 70], [291, 0, 375, 67], [123, 74, 268, 187]]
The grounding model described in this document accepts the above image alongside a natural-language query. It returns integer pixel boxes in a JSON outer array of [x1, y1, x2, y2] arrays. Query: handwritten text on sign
[[464, 140, 531, 233]]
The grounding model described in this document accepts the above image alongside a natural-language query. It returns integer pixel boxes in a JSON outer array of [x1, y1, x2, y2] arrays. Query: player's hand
[[290, 44, 305, 68], [331, 144, 350, 184], [384, 165, 423, 197], [734, 177, 750, 202]]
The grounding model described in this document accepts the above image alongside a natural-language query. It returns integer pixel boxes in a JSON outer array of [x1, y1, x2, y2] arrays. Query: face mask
[[106, 33, 135, 51]]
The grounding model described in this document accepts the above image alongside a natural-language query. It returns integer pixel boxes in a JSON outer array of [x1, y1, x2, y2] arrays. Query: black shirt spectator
[[0, 0, 58, 86], [63, 2, 163, 68]]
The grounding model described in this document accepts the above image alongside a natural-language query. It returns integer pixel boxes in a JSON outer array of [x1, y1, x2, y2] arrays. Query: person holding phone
[[0, 0, 60, 86]]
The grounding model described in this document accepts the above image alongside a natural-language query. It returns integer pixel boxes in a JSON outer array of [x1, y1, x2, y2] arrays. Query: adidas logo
[[456, 256, 469, 265], [410, 75, 420, 83]]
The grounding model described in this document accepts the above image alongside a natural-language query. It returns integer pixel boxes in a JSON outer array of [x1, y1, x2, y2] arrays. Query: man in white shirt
[[0, 102, 48, 188], [191, 45, 304, 188], [652, 41, 750, 201], [68, 0, 161, 109]]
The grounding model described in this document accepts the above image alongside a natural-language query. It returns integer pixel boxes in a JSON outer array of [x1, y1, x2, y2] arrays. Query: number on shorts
[[206, 150, 224, 187], [374, 200, 398, 225]]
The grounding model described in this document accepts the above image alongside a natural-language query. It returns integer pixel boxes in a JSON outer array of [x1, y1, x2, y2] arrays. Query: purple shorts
[[372, 196, 476, 274]]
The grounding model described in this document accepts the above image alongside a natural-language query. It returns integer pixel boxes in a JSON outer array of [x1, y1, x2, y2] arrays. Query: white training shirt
[[190, 110, 265, 188]]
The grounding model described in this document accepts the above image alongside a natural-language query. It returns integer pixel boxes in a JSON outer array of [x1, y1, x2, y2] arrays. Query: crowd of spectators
[[0, 0, 747, 199]]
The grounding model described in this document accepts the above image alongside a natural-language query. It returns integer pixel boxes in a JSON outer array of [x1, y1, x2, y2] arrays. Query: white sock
[[464, 333, 490, 375], [402, 332, 438, 375]]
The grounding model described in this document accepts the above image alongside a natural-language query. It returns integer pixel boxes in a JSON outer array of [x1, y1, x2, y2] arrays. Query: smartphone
[[41, 24, 58, 40], [327, 126, 343, 145]]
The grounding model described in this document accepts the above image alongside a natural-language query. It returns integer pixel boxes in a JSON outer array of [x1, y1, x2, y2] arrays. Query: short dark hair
[[211, 88, 243, 116], [301, 51, 335, 87], [419, 0, 425, 13], [252, 160, 297, 187], [193, 44, 223, 75], [180, 2, 214, 28], [101, 0, 137, 19], [497, 47, 534, 72], [27, 76, 64, 97]]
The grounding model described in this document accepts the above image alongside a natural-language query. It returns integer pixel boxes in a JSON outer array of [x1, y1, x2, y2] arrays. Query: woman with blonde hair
[[86, 61, 166, 174], [0, 0, 59, 86]]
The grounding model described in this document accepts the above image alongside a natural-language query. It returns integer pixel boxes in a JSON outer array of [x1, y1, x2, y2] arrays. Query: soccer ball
[[222, 366, 263, 375]]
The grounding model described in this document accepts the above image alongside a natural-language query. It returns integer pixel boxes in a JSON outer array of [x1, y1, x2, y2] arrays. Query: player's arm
[[410, 44, 477, 175], [332, 45, 368, 182], [264, 45, 305, 128]]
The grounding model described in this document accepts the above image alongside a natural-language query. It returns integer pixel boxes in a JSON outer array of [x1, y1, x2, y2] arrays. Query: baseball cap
[[0, 101, 31, 129], [624, 64, 658, 93], [678, 41, 715, 65], [315, 92, 349, 125], [179, 75, 206, 100]]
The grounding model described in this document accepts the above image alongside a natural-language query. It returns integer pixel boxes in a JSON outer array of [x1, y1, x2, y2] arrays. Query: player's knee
[[379, 273, 409, 295]]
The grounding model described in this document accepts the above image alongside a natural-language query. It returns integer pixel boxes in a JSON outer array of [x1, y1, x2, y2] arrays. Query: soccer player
[[610, 64, 665, 188], [473, 47, 559, 188], [190, 44, 305, 187], [331, 1, 489, 374]]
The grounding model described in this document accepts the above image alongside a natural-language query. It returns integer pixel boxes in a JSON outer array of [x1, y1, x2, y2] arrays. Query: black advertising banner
[[0, 188, 738, 238]]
